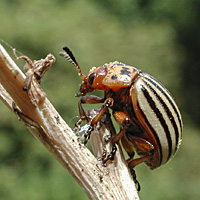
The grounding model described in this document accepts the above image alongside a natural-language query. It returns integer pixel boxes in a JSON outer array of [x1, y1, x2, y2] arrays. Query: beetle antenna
[[59, 46, 85, 79]]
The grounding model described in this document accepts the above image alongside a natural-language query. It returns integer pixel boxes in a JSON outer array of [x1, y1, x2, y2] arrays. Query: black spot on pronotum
[[88, 72, 96, 85], [121, 67, 131, 75], [111, 75, 118, 80], [133, 68, 136, 72], [122, 67, 129, 70]]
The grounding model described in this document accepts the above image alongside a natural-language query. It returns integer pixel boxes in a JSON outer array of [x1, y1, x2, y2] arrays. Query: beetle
[[59, 46, 183, 171]]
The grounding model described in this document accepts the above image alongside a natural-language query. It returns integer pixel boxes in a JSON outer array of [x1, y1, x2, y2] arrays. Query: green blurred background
[[0, 0, 200, 199]]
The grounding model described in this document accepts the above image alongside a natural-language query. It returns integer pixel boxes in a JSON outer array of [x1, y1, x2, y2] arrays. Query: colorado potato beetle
[[59, 46, 183, 172]]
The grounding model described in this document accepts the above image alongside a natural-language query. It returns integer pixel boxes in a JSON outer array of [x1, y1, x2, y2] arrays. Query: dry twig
[[0, 44, 140, 200]]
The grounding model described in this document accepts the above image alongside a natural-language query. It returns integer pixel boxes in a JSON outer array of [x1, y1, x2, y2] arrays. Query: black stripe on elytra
[[144, 75, 183, 136], [143, 79, 179, 154], [137, 102, 163, 166], [141, 85, 172, 161]]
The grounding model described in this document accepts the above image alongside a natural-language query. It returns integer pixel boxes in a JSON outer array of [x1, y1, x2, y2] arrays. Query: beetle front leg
[[73, 95, 105, 132], [75, 96, 113, 144], [79, 95, 104, 118], [84, 98, 114, 144]]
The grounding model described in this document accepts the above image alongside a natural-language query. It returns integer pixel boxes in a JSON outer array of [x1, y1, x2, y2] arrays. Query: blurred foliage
[[0, 0, 200, 199]]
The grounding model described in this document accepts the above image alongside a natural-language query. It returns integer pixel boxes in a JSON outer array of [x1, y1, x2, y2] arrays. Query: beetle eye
[[88, 72, 96, 85]]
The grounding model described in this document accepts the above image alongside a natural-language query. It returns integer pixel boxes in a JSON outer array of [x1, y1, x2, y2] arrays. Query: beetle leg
[[79, 95, 105, 118], [80, 95, 105, 104], [130, 168, 141, 192], [126, 135, 155, 168], [73, 101, 87, 133], [103, 125, 129, 163], [121, 134, 142, 191], [78, 100, 87, 119], [111, 118, 130, 144], [74, 95, 105, 131], [82, 97, 114, 144], [128, 154, 154, 169], [121, 135, 135, 159], [127, 135, 155, 155], [103, 112, 130, 163]]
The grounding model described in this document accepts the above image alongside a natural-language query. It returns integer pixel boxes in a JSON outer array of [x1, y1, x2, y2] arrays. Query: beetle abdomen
[[131, 73, 183, 168]]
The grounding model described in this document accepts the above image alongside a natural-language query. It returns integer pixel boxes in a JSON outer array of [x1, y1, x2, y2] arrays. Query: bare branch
[[0, 44, 140, 200]]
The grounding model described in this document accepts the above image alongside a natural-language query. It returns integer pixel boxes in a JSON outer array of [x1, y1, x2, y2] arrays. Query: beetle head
[[59, 46, 106, 97], [77, 66, 107, 97]]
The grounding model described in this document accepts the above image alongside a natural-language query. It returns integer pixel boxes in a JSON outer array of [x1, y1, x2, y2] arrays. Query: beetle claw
[[103, 144, 117, 163], [130, 169, 141, 192], [84, 125, 93, 144]]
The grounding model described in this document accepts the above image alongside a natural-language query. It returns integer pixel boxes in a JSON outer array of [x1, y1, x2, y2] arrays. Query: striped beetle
[[60, 46, 183, 172]]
